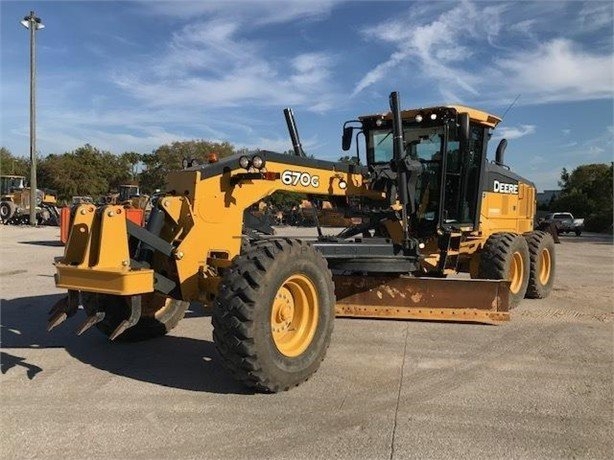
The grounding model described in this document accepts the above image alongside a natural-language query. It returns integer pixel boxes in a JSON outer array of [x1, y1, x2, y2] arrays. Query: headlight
[[415, 114, 423, 123], [239, 156, 250, 169], [252, 155, 265, 169]]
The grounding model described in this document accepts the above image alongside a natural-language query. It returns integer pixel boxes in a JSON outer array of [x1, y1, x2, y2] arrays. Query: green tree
[[0, 147, 29, 177], [38, 144, 132, 201], [551, 163, 613, 232], [140, 140, 235, 192], [120, 151, 142, 181], [266, 190, 305, 209]]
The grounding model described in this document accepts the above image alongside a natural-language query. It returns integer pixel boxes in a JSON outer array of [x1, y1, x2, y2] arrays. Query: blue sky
[[1, 0, 612, 191]]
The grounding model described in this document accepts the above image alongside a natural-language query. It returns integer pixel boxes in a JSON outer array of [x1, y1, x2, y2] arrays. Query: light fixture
[[239, 156, 250, 169], [252, 155, 264, 169], [21, 12, 44, 30]]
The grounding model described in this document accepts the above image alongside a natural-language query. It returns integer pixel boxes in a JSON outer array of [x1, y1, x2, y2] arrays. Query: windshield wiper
[[376, 131, 392, 147]]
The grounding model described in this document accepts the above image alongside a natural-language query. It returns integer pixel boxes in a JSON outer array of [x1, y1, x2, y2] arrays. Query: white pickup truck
[[542, 212, 585, 236]]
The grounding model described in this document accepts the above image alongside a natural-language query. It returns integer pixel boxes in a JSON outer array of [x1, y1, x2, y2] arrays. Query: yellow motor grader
[[49, 92, 555, 392]]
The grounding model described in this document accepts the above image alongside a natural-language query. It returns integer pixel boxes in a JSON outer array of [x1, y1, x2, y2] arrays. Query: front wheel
[[212, 238, 335, 392], [575, 229, 581, 236], [523, 231, 556, 299], [82, 292, 189, 341]]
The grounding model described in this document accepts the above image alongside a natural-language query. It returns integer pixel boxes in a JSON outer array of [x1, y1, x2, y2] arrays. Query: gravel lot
[[1, 225, 612, 459]]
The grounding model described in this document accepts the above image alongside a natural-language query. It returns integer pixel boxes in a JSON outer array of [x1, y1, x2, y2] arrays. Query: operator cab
[[343, 105, 501, 235]]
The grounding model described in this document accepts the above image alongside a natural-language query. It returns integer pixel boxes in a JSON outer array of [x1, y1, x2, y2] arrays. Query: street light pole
[[21, 11, 44, 226]]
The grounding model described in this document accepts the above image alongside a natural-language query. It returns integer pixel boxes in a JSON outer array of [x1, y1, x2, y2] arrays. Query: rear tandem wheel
[[477, 232, 530, 308], [523, 230, 555, 299]]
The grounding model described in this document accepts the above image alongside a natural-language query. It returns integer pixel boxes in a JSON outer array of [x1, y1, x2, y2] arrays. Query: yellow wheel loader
[[0, 175, 59, 225], [50, 92, 555, 392]]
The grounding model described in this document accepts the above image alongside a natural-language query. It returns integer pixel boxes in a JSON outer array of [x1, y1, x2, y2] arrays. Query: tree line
[[0, 141, 234, 202], [545, 163, 613, 233], [1, 144, 611, 231]]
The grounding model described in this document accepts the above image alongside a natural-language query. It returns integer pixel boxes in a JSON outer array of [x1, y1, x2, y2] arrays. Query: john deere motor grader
[[49, 92, 555, 392]]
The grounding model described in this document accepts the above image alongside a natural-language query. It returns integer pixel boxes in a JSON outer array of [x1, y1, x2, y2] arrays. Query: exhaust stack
[[283, 108, 305, 157], [495, 139, 507, 165]]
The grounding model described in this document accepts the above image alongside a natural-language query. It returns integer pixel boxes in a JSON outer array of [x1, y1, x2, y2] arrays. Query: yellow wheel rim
[[509, 251, 524, 294], [538, 248, 551, 285], [270, 274, 319, 357]]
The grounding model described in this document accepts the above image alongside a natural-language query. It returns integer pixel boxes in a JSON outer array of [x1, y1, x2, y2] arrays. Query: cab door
[[439, 124, 485, 229]]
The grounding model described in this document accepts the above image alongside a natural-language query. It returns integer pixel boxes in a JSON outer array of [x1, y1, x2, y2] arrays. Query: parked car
[[541, 212, 584, 236]]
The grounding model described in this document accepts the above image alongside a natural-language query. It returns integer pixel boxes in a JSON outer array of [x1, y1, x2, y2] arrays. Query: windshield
[[370, 126, 444, 164]]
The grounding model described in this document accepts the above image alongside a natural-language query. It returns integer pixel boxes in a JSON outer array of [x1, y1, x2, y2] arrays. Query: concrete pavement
[[1, 225, 612, 459]]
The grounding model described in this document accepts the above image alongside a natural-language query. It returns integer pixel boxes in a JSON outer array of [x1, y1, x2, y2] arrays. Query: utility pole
[[21, 11, 44, 226]]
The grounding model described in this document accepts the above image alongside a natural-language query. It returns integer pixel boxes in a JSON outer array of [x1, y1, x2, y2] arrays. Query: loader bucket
[[333, 275, 510, 324]]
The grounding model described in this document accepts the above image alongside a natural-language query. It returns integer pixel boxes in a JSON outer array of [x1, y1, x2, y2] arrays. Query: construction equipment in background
[[100, 184, 149, 211], [59, 187, 147, 244], [49, 91, 555, 392], [0, 174, 59, 225]]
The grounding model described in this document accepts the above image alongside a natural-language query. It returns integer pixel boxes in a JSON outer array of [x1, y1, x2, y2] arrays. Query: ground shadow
[[1, 294, 250, 394], [18, 240, 64, 247], [1, 351, 42, 379]]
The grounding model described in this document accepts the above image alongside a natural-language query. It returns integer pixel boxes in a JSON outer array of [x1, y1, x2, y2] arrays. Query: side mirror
[[459, 113, 470, 146], [342, 126, 353, 151]]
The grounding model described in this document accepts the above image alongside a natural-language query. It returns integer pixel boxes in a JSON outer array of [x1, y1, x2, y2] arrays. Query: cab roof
[[359, 104, 502, 128]]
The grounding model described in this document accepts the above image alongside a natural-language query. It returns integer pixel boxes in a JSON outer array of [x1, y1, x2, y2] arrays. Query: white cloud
[[237, 133, 322, 154], [290, 53, 333, 88], [143, 0, 341, 26], [493, 124, 536, 141], [112, 16, 338, 112], [494, 39, 614, 103], [528, 154, 546, 167], [353, 2, 614, 106], [509, 19, 538, 36], [586, 146, 605, 155], [353, 2, 503, 97], [576, 2, 614, 33]]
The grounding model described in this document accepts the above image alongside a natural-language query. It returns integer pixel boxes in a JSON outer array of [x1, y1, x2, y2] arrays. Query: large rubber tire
[[478, 232, 530, 308], [523, 231, 555, 299], [0, 201, 16, 223], [212, 238, 335, 393], [83, 293, 189, 342]]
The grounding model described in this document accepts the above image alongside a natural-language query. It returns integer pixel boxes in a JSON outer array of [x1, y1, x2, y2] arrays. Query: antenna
[[501, 94, 521, 120]]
